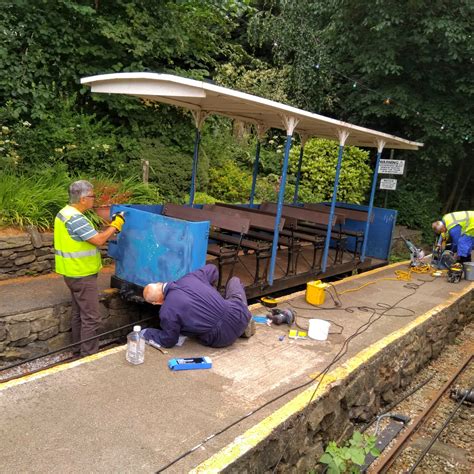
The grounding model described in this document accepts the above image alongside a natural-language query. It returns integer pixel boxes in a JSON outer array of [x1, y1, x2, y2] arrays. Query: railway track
[[367, 323, 473, 473]]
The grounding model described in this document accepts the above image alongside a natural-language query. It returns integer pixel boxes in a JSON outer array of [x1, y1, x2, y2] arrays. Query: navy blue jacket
[[144, 265, 251, 348]]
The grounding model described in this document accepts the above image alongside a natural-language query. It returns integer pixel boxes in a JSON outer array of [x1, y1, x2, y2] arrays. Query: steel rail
[[406, 383, 474, 473], [372, 353, 473, 473]]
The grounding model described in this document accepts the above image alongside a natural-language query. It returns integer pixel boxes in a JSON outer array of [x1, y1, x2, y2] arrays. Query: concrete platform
[[0, 266, 115, 318], [1, 262, 473, 473]]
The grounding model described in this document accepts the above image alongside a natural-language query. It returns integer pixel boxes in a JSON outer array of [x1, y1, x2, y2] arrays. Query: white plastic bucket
[[464, 262, 474, 281], [308, 319, 331, 341]]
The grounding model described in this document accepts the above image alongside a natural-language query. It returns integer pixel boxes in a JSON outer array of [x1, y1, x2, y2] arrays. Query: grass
[[0, 169, 162, 231], [0, 170, 68, 231]]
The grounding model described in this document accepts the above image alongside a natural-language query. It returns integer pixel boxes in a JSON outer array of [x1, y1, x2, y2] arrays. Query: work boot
[[241, 317, 256, 338]]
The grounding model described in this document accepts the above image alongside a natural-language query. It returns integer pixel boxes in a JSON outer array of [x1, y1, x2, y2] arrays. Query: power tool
[[447, 263, 463, 283], [267, 308, 295, 325], [400, 235, 425, 267], [431, 236, 456, 270]]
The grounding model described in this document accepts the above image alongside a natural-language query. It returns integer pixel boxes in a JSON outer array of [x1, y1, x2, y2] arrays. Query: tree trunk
[[453, 157, 473, 210], [443, 159, 464, 213]]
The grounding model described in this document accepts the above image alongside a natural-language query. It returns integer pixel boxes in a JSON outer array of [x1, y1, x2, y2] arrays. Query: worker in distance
[[142, 264, 254, 348], [432, 210, 473, 263], [54, 180, 125, 356]]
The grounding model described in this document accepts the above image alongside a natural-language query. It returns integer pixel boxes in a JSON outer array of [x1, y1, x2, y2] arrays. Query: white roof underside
[[81, 73, 423, 150]]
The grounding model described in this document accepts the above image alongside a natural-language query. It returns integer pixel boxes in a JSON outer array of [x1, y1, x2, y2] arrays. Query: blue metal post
[[268, 134, 293, 285], [321, 144, 345, 272], [360, 149, 382, 261], [293, 145, 304, 204], [249, 140, 261, 207], [188, 128, 201, 206]]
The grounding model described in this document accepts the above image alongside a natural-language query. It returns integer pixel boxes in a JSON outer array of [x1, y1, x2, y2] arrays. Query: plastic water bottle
[[126, 325, 145, 365]]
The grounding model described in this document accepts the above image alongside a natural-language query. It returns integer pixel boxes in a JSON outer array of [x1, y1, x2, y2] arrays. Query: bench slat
[[260, 202, 342, 226], [304, 203, 373, 223], [163, 203, 250, 234], [204, 203, 288, 232]]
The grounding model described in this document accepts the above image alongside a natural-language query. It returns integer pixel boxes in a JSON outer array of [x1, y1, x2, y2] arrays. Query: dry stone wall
[[222, 288, 473, 473], [0, 228, 54, 280], [0, 290, 151, 365], [0, 227, 107, 280]]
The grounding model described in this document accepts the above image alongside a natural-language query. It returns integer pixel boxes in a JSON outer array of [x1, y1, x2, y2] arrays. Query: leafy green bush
[[207, 161, 252, 202], [190, 192, 218, 204], [289, 139, 372, 204], [133, 138, 197, 203], [0, 98, 140, 176]]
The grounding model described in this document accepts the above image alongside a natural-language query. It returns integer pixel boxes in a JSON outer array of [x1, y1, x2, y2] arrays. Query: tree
[[248, 0, 473, 215], [289, 139, 372, 204]]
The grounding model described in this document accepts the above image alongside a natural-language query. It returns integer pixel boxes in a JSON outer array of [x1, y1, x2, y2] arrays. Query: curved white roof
[[81, 73, 423, 150]]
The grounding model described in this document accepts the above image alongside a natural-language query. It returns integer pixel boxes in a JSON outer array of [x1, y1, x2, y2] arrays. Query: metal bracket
[[361, 414, 410, 471]]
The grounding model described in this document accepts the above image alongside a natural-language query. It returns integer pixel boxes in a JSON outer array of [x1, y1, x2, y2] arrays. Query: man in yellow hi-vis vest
[[54, 180, 125, 356], [432, 210, 474, 263]]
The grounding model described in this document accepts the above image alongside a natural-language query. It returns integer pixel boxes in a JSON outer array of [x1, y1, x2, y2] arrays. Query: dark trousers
[[225, 276, 248, 307], [64, 274, 101, 356]]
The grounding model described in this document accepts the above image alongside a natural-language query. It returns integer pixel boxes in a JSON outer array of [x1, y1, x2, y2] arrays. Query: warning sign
[[378, 159, 405, 175], [380, 179, 397, 190]]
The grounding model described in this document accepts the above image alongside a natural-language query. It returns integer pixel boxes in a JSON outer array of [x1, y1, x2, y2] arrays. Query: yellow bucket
[[306, 280, 327, 306]]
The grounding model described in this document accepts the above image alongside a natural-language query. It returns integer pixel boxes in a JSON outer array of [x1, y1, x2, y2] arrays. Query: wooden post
[[142, 160, 149, 185]]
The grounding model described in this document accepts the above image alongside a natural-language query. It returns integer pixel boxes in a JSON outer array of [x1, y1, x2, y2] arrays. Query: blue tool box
[[168, 357, 212, 371]]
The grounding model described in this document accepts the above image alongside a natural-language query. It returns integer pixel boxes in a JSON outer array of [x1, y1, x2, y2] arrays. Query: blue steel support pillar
[[321, 130, 349, 273], [292, 143, 305, 205], [361, 139, 385, 261], [188, 127, 201, 206], [249, 140, 261, 207], [268, 134, 293, 284], [188, 111, 207, 206]]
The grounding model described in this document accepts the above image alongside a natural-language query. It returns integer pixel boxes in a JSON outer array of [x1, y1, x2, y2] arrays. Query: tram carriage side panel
[[108, 202, 396, 299], [109, 204, 209, 291]]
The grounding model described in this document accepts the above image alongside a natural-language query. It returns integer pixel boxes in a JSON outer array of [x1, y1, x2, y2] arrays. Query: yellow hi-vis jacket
[[442, 211, 474, 237], [54, 205, 102, 277]]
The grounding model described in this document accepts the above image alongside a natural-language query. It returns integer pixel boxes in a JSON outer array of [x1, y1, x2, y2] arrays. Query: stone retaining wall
[[0, 227, 107, 280], [221, 288, 473, 473], [0, 228, 55, 280], [0, 291, 151, 365]]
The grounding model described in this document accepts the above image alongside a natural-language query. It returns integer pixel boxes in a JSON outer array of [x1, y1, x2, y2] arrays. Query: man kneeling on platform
[[142, 264, 255, 348]]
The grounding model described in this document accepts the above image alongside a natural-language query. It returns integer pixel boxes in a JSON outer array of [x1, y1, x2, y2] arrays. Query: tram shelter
[[80, 73, 423, 297]]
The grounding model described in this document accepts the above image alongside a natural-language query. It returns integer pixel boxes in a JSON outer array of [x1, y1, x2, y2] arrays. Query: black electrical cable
[[156, 311, 382, 473], [0, 316, 155, 374], [155, 276, 431, 473], [292, 310, 344, 335], [270, 277, 431, 473], [287, 299, 416, 319], [360, 373, 436, 433]]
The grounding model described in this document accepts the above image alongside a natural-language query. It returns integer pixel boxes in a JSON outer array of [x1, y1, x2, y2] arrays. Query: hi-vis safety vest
[[54, 205, 102, 277], [442, 211, 474, 237]]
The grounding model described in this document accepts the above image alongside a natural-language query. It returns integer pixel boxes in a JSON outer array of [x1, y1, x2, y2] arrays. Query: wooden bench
[[203, 203, 288, 283], [303, 203, 370, 258], [259, 202, 347, 266], [214, 204, 328, 271], [204, 204, 304, 276], [163, 204, 272, 286], [304, 203, 373, 223]]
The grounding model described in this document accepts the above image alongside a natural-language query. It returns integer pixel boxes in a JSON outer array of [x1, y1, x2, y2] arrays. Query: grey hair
[[69, 180, 93, 204], [432, 220, 445, 233]]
